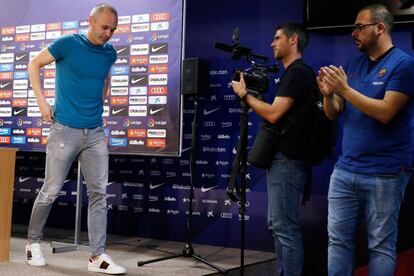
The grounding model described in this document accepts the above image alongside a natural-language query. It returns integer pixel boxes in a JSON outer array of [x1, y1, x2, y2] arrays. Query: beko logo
[[16, 25, 30, 34], [129, 96, 147, 105], [111, 87, 128, 96], [147, 129, 166, 138], [149, 55, 168, 64], [30, 32, 46, 41], [131, 23, 149, 32]]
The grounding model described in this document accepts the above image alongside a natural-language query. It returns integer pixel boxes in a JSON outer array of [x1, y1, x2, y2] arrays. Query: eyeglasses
[[352, 23, 378, 33]]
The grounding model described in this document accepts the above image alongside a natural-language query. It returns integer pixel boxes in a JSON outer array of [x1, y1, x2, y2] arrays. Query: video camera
[[214, 27, 279, 95]]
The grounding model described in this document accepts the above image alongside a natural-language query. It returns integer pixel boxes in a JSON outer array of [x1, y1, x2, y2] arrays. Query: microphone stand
[[137, 95, 226, 274]]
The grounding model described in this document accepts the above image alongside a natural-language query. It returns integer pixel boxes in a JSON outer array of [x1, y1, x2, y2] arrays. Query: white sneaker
[[26, 243, 46, 267], [88, 253, 126, 275]]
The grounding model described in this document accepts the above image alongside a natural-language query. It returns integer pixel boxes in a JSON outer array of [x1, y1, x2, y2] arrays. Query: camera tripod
[[137, 95, 226, 274], [227, 98, 250, 276]]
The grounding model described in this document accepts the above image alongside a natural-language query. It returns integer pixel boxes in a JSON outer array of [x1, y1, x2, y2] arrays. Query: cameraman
[[232, 23, 317, 276]]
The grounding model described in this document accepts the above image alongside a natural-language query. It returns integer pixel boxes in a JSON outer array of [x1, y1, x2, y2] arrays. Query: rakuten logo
[[130, 44, 149, 55], [129, 106, 147, 116], [111, 75, 129, 87], [148, 74, 167, 85]]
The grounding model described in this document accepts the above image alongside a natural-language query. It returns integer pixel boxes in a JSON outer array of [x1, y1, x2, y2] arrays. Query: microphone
[[213, 42, 233, 52]]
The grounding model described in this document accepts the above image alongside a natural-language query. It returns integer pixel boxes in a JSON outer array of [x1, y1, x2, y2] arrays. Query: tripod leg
[[137, 253, 182, 266], [192, 254, 227, 274]]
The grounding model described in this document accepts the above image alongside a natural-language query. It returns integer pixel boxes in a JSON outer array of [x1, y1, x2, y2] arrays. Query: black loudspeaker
[[181, 58, 209, 96]]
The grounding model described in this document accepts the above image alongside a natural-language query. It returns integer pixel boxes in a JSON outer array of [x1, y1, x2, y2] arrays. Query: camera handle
[[227, 98, 249, 276]]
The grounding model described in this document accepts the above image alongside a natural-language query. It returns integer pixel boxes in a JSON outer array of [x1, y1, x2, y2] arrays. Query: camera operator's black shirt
[[270, 58, 318, 160]]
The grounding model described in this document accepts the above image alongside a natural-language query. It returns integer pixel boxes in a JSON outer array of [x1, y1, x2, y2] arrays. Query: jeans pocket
[[51, 122, 66, 134]]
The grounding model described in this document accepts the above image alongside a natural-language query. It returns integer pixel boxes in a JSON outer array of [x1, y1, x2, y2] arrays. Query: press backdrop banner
[[0, 0, 183, 156]]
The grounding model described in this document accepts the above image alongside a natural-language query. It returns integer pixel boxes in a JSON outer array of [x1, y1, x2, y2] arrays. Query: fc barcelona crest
[[378, 68, 387, 77]]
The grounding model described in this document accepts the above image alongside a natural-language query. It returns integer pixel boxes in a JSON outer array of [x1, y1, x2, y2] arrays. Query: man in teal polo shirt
[[26, 3, 126, 274]]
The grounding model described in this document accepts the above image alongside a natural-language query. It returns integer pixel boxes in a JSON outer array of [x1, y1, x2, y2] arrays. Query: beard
[[355, 32, 379, 53]]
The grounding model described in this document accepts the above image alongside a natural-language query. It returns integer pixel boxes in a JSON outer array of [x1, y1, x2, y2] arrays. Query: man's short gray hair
[[90, 3, 118, 18]]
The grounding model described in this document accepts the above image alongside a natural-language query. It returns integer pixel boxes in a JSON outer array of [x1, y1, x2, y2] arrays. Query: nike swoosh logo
[[16, 54, 27, 61], [201, 185, 218, 192], [149, 182, 165, 189], [0, 82, 11, 88], [64, 179, 71, 183], [19, 177, 31, 182], [112, 108, 125, 115], [149, 107, 164, 115], [13, 109, 25, 115], [203, 107, 220, 116], [107, 181, 116, 186], [182, 147, 191, 153], [116, 47, 127, 54], [131, 77, 145, 84], [151, 45, 167, 52]]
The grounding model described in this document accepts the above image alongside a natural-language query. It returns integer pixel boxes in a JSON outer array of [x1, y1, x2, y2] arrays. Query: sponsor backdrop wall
[[0, 0, 183, 155], [6, 0, 414, 274]]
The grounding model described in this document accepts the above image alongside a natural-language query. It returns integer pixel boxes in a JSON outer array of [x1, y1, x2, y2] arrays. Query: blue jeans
[[267, 152, 309, 276], [327, 167, 411, 276], [27, 121, 109, 256]]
